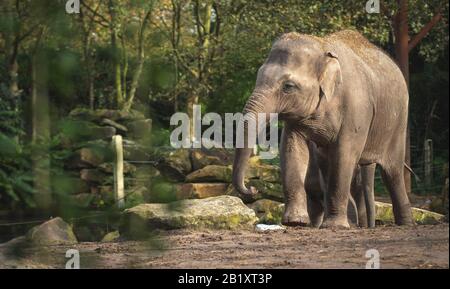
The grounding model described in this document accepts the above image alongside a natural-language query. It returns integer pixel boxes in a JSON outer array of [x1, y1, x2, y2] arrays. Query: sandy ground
[[0, 223, 448, 269]]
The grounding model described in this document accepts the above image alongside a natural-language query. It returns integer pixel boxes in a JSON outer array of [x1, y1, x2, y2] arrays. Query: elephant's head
[[232, 33, 342, 196]]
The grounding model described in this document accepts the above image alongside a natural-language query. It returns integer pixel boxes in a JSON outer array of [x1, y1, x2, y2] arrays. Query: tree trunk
[[31, 50, 51, 213], [108, 0, 123, 109], [124, 8, 153, 111], [394, 0, 411, 195]]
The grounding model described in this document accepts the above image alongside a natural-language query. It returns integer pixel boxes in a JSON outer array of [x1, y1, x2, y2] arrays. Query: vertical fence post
[[112, 135, 125, 209], [424, 139, 433, 188]]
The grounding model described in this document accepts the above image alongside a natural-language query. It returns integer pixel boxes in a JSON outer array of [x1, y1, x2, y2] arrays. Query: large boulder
[[120, 196, 258, 237], [26, 218, 78, 246]]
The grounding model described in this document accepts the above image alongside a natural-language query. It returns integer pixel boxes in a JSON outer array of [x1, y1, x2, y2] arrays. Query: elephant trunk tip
[[232, 177, 259, 196]]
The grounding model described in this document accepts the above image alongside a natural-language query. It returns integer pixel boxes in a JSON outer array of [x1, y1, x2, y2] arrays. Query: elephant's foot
[[393, 206, 415, 226], [282, 207, 310, 227], [320, 215, 350, 229], [395, 216, 415, 226]]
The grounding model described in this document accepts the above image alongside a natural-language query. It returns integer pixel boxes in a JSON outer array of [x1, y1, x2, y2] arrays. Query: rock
[[175, 183, 229, 200], [92, 126, 117, 140], [131, 165, 160, 178], [99, 118, 128, 134], [125, 186, 148, 206], [149, 180, 178, 203], [249, 180, 283, 201], [69, 108, 144, 122], [375, 201, 445, 225], [226, 180, 283, 203], [71, 139, 110, 151], [127, 119, 152, 139], [26, 218, 78, 246], [101, 231, 120, 242], [120, 196, 258, 237], [185, 165, 232, 183], [98, 162, 137, 174], [91, 186, 114, 203], [156, 149, 192, 182], [190, 149, 234, 171], [68, 147, 107, 168], [123, 144, 152, 162], [249, 164, 281, 183], [248, 155, 262, 166], [248, 199, 284, 224], [185, 163, 275, 183], [61, 119, 117, 143], [80, 169, 107, 183]]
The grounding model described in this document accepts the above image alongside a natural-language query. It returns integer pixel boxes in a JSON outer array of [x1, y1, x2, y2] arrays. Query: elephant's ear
[[319, 51, 342, 101]]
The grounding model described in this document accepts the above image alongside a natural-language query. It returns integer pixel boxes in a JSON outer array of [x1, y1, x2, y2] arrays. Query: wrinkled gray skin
[[232, 30, 413, 228], [309, 142, 376, 228]]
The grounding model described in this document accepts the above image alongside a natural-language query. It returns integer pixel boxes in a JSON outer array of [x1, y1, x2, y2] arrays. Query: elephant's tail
[[404, 162, 421, 183]]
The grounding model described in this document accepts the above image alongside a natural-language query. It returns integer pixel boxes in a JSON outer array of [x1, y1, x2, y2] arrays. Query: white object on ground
[[255, 224, 285, 232]]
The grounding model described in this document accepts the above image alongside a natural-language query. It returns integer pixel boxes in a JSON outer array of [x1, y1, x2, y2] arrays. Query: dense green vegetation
[[0, 0, 448, 215]]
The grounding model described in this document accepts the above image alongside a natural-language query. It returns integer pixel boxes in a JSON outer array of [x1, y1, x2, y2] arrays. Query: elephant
[[306, 140, 376, 228], [232, 30, 413, 228]]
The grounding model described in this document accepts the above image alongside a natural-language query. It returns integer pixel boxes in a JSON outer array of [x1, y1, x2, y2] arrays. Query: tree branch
[[408, 10, 443, 52], [81, 0, 110, 26]]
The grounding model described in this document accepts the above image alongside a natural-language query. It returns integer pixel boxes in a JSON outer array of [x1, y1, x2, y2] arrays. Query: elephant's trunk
[[232, 93, 273, 196], [232, 145, 255, 195]]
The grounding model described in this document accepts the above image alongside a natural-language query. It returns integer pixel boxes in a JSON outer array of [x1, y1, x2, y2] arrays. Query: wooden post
[[112, 135, 125, 208], [424, 139, 433, 188]]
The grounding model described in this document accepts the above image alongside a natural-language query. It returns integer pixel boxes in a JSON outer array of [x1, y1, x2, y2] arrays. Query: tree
[[381, 0, 447, 194]]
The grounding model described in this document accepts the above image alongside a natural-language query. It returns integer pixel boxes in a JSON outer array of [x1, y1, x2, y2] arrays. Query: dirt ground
[[0, 223, 448, 269]]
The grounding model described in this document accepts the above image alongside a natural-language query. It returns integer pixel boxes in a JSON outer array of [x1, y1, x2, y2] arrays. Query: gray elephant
[[232, 30, 413, 228], [306, 141, 376, 228]]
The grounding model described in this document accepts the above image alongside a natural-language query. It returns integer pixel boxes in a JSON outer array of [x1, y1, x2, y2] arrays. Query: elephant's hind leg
[[307, 194, 324, 228], [361, 164, 376, 228], [380, 162, 414, 226]]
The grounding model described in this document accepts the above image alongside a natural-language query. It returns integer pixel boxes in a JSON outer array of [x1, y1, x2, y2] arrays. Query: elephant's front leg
[[321, 143, 360, 229], [280, 126, 310, 226]]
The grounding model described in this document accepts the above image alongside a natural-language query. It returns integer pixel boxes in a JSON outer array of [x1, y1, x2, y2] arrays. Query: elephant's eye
[[282, 81, 297, 93]]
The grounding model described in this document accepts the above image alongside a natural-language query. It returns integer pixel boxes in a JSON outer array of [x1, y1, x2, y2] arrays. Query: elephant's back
[[326, 30, 408, 103]]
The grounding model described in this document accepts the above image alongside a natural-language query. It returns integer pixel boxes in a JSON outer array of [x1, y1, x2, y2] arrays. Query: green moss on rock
[[120, 196, 258, 238]]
